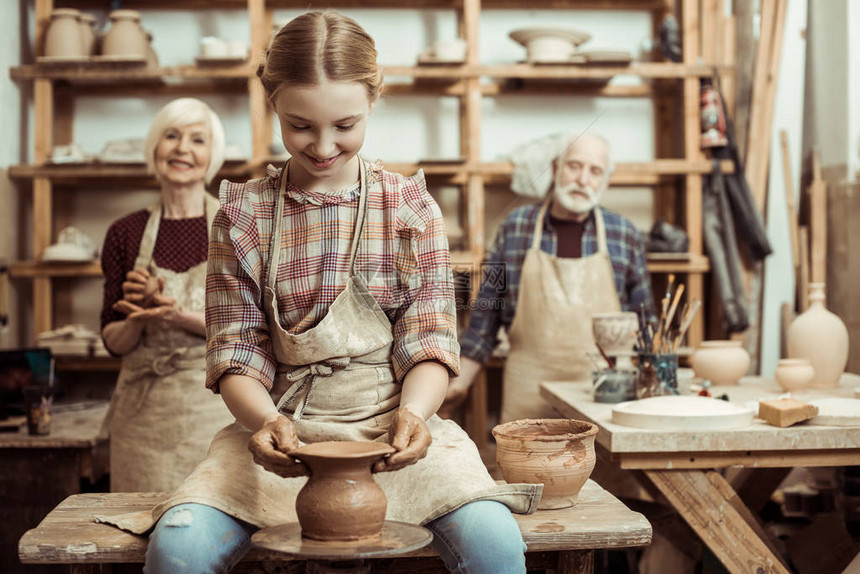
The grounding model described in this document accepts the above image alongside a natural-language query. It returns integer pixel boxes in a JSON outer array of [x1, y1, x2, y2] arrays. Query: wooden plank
[[798, 225, 810, 311], [780, 131, 800, 269], [247, 0, 271, 165], [619, 449, 860, 470], [481, 82, 652, 97], [808, 151, 827, 283], [9, 260, 102, 278], [747, 0, 788, 211], [700, 0, 721, 64], [720, 15, 737, 122], [19, 482, 650, 565], [733, 0, 755, 159], [645, 470, 790, 574], [474, 63, 732, 80], [465, 369, 488, 451]]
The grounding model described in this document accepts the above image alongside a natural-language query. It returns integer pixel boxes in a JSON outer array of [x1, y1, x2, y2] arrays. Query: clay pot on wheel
[[291, 441, 395, 542], [492, 418, 597, 509], [691, 340, 750, 386]]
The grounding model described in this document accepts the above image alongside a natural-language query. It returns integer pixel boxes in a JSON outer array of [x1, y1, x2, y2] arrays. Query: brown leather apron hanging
[[100, 159, 540, 534], [104, 194, 236, 492], [501, 201, 621, 423]]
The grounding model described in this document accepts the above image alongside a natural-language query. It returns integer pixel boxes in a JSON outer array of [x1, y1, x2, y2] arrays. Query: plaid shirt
[[205, 161, 460, 391], [460, 204, 656, 364]]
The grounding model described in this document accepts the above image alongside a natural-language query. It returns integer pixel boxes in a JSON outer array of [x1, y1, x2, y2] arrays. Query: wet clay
[[291, 441, 395, 542], [492, 419, 598, 510]]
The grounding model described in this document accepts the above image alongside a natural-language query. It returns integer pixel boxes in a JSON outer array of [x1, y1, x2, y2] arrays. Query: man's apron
[[501, 202, 621, 423], [99, 159, 540, 534], [104, 194, 236, 492]]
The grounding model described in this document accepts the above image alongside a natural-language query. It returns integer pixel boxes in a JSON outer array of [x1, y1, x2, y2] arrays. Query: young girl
[[102, 12, 540, 573]]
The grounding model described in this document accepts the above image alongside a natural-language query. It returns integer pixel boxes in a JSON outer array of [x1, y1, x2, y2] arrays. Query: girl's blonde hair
[[257, 11, 382, 101], [144, 98, 226, 185]]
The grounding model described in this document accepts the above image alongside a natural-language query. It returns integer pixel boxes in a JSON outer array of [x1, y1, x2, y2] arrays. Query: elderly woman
[[100, 98, 235, 492]]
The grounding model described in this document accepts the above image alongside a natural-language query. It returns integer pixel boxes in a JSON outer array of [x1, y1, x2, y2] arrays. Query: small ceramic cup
[[432, 39, 467, 61], [200, 36, 228, 58], [774, 358, 815, 392]]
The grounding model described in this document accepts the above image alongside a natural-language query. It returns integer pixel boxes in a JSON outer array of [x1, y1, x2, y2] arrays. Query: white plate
[[509, 27, 591, 48], [611, 395, 755, 430], [807, 398, 860, 426]]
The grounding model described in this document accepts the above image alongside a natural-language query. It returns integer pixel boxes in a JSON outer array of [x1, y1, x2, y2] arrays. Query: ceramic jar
[[493, 419, 597, 509], [691, 340, 750, 386], [787, 283, 849, 388], [78, 13, 98, 56], [774, 358, 815, 392], [291, 441, 394, 542], [101, 10, 147, 58], [592, 312, 639, 368], [44, 8, 85, 59]]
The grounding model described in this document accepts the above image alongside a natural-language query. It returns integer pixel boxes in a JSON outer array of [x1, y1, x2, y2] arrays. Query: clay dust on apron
[[502, 201, 621, 423], [103, 194, 235, 492]]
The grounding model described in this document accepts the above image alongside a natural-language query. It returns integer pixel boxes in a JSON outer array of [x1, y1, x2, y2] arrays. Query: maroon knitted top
[[100, 209, 208, 329]]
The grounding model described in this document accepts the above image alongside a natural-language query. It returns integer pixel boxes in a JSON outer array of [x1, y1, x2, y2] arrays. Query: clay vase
[[101, 10, 147, 58], [291, 441, 395, 542], [774, 358, 815, 393], [493, 418, 598, 510], [691, 340, 750, 386], [592, 311, 638, 370], [44, 8, 85, 59], [787, 283, 849, 388], [78, 13, 98, 56]]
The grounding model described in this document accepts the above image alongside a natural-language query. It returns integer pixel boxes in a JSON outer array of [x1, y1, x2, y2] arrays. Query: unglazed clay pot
[[101, 10, 147, 58], [291, 441, 395, 542], [592, 311, 638, 370], [44, 8, 85, 58], [493, 418, 597, 509], [691, 340, 750, 386], [78, 13, 98, 56], [787, 283, 849, 388], [774, 358, 815, 392]]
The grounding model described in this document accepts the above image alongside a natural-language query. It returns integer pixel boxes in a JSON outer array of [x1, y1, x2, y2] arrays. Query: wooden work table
[[540, 374, 860, 574], [20, 480, 651, 573], [1, 401, 109, 574]]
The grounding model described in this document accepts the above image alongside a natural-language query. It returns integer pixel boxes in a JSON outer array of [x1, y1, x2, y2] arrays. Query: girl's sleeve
[[205, 179, 278, 392], [389, 172, 461, 382]]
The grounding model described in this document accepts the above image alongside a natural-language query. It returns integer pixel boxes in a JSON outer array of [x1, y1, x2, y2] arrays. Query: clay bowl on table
[[291, 441, 395, 542], [690, 340, 751, 386], [492, 418, 598, 510], [591, 311, 639, 356]]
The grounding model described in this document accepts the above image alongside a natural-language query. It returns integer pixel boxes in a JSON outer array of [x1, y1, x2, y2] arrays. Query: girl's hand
[[247, 415, 309, 478], [374, 407, 432, 473]]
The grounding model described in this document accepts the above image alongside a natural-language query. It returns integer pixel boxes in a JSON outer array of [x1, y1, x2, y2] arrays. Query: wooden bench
[[19, 480, 651, 573]]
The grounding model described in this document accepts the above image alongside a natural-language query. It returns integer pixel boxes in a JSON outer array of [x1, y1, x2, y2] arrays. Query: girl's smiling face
[[272, 79, 376, 191]]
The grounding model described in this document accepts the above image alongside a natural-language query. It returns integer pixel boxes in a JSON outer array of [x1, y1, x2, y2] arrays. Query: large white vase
[[787, 283, 849, 388]]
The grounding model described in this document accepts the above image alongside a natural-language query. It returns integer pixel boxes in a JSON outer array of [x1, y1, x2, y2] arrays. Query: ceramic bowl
[[493, 419, 597, 509], [774, 358, 815, 392], [691, 340, 750, 386], [509, 27, 591, 63]]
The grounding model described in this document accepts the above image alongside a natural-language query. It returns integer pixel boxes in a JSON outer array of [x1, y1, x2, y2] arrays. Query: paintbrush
[[663, 283, 685, 348], [673, 299, 702, 351], [594, 341, 615, 369]]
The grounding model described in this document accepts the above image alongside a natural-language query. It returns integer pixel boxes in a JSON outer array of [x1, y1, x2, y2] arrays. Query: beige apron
[[100, 159, 540, 535], [104, 194, 235, 492], [501, 202, 621, 423]]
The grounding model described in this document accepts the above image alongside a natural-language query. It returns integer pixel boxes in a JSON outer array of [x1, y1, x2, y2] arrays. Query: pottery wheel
[[252, 521, 433, 560]]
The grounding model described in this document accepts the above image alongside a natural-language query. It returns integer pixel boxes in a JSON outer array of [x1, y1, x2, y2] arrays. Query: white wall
[[760, 0, 808, 376]]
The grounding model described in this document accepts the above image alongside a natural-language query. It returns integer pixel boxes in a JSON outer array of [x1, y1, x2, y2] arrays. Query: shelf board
[[11, 62, 729, 87], [9, 161, 254, 186], [646, 254, 709, 273], [10, 260, 102, 278], [60, 0, 665, 8]]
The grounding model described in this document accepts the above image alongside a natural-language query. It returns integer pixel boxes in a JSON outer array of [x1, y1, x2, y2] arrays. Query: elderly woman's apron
[[104, 194, 235, 492], [501, 202, 621, 423], [100, 160, 540, 535]]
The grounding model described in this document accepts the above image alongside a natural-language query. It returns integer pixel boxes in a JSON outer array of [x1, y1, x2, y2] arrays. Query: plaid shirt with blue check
[[459, 204, 657, 364]]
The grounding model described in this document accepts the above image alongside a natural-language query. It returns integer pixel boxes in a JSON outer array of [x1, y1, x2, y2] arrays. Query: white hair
[[144, 98, 226, 185], [556, 132, 615, 179]]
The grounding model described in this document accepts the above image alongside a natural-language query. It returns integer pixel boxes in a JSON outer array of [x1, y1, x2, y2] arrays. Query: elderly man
[[443, 133, 656, 422]]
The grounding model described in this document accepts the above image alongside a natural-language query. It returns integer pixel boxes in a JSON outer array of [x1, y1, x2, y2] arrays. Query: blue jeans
[[145, 500, 526, 574]]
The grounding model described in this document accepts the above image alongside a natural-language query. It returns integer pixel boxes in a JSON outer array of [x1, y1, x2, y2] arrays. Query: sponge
[[758, 398, 819, 428]]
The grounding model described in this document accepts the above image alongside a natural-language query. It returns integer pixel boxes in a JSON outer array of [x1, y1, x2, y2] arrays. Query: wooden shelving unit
[[13, 0, 725, 346]]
